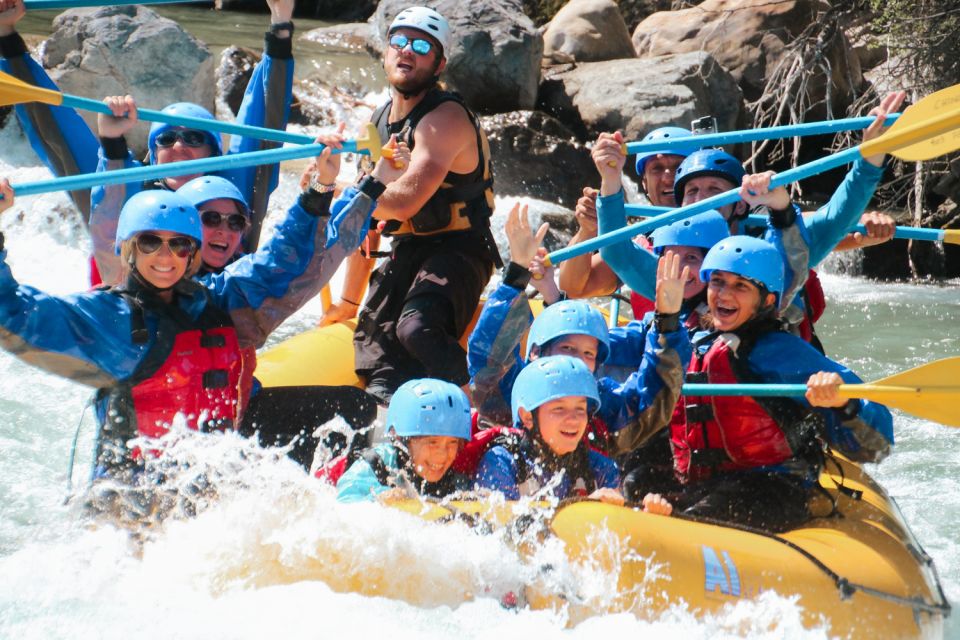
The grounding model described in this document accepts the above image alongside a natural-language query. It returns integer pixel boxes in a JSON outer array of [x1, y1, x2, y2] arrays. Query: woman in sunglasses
[[0, 0, 296, 288], [0, 138, 400, 480]]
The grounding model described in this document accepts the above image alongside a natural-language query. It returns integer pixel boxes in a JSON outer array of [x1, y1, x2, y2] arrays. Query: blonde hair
[[119, 238, 201, 281]]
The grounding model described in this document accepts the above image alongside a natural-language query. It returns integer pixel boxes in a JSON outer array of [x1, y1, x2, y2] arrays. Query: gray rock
[[542, 0, 635, 64], [40, 6, 213, 158], [481, 110, 596, 207], [216, 46, 258, 118], [370, 0, 542, 113], [537, 52, 744, 142], [631, 0, 862, 115]]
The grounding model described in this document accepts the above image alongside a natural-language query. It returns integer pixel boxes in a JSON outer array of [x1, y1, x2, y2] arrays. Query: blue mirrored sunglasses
[[389, 33, 433, 56]]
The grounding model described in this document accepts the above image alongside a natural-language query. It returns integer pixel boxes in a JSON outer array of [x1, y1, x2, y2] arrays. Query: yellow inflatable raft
[[255, 322, 950, 639]]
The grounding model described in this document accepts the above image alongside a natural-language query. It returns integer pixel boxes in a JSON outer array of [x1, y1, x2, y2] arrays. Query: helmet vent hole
[[447, 396, 453, 407]]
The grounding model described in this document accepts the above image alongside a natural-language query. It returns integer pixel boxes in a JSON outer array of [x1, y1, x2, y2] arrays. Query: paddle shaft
[[10, 142, 336, 197], [25, 0, 207, 8], [624, 203, 953, 244], [547, 147, 864, 265], [549, 101, 960, 266], [626, 114, 901, 154], [60, 94, 314, 147]]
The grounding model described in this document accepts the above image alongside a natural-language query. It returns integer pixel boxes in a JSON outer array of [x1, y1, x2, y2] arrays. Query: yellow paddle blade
[[860, 84, 960, 161], [355, 122, 382, 163], [837, 356, 960, 426], [942, 230, 960, 245], [0, 70, 64, 107]]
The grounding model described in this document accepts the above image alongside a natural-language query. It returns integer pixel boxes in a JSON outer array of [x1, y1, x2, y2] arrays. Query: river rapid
[[0, 6, 957, 639]]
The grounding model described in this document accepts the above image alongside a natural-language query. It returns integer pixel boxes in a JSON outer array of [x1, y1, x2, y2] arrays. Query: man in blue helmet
[[323, 6, 500, 406], [558, 126, 699, 300], [0, 0, 295, 285]]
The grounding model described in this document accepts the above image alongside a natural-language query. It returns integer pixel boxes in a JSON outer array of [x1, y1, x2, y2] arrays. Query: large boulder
[[369, 0, 542, 113], [40, 6, 213, 158], [537, 52, 744, 141], [632, 0, 862, 115], [542, 0, 635, 64], [481, 110, 596, 207]]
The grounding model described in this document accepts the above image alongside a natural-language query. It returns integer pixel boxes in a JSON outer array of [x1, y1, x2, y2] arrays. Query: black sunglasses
[[200, 210, 248, 232], [389, 33, 433, 56], [155, 129, 209, 148], [135, 233, 197, 258]]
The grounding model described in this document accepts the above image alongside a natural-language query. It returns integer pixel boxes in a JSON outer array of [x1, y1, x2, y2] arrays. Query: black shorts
[[353, 232, 494, 380]]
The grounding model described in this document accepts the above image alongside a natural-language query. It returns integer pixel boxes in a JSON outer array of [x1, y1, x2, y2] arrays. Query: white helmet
[[389, 6, 451, 56]]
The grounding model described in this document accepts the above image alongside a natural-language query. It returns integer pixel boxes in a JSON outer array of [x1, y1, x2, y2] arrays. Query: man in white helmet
[[323, 5, 498, 405]]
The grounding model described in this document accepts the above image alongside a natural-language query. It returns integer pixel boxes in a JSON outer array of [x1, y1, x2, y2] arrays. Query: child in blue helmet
[[0, 167, 378, 481], [650, 235, 893, 531], [468, 221, 692, 461], [475, 355, 672, 513], [336, 379, 474, 503]]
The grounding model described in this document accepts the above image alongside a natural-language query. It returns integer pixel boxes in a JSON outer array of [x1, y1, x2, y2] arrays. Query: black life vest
[[365, 89, 500, 265]]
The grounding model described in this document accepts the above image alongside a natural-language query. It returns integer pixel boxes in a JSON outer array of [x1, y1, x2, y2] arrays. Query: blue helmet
[[699, 235, 785, 304], [177, 176, 249, 216], [634, 126, 699, 176], [147, 102, 223, 165], [115, 190, 202, 254], [511, 356, 601, 427], [525, 300, 610, 364], [673, 149, 745, 205], [651, 210, 730, 255], [386, 379, 472, 441]]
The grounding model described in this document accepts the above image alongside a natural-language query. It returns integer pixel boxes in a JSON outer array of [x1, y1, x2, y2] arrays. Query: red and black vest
[[95, 282, 255, 471], [670, 330, 823, 483]]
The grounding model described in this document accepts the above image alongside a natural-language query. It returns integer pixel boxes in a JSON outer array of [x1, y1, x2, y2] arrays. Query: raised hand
[[655, 250, 690, 315], [371, 134, 411, 185], [505, 201, 548, 269], [0, 0, 25, 36], [266, 0, 294, 27], [300, 123, 345, 190], [591, 131, 625, 195], [863, 91, 907, 167], [740, 171, 791, 211], [573, 187, 599, 238], [97, 95, 139, 139]]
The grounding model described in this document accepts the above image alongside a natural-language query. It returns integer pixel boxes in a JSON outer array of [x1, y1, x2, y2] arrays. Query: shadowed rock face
[[369, 0, 543, 114], [41, 5, 214, 158], [481, 110, 596, 207]]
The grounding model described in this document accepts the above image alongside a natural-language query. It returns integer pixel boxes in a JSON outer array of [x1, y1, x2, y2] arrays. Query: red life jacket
[[670, 334, 796, 482], [96, 285, 255, 468], [797, 269, 826, 345], [131, 327, 246, 439]]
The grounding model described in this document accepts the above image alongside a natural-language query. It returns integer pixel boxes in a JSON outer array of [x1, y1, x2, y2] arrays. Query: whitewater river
[[0, 6, 958, 639]]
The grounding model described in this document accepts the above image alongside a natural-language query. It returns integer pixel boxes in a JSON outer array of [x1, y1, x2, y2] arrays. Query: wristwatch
[[306, 174, 336, 194]]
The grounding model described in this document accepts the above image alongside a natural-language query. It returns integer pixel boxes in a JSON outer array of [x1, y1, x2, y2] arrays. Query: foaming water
[[0, 117, 956, 637]]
